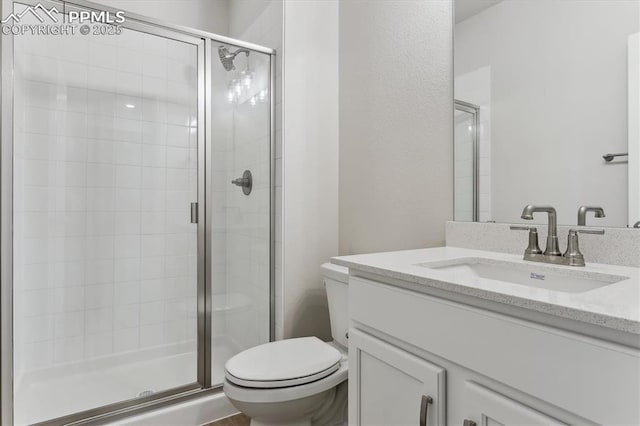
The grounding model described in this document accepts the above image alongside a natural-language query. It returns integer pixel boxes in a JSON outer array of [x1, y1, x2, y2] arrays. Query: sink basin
[[418, 257, 628, 293]]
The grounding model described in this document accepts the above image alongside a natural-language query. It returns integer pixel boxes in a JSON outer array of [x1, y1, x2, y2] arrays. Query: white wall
[[455, 0, 639, 227], [339, 0, 454, 255], [282, 0, 339, 340], [95, 0, 229, 35]]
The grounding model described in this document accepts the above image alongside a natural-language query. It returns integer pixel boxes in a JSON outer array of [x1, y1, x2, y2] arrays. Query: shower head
[[218, 46, 250, 71]]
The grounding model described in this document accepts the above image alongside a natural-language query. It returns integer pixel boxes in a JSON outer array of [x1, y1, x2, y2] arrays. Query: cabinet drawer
[[349, 329, 446, 426]]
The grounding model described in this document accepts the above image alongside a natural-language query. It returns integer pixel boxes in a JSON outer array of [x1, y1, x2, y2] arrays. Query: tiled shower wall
[[218, 0, 282, 350], [13, 25, 199, 373]]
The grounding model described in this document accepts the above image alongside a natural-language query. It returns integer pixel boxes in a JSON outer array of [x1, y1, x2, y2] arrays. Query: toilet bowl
[[223, 263, 349, 426]]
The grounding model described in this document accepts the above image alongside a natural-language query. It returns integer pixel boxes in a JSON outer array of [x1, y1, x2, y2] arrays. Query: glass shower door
[[11, 3, 203, 423], [210, 42, 272, 385]]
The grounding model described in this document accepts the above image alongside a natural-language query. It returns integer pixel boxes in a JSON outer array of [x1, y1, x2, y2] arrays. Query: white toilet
[[223, 263, 349, 426]]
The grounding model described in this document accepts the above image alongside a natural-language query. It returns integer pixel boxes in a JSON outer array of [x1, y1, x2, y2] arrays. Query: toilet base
[[228, 388, 333, 426], [228, 382, 347, 426]]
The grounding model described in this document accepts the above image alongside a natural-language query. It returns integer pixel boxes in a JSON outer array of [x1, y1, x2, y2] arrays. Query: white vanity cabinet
[[347, 275, 640, 426], [349, 329, 446, 426]]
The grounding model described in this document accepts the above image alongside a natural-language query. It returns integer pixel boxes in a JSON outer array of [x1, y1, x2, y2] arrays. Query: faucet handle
[[564, 229, 603, 266], [510, 226, 543, 255], [571, 229, 605, 235], [510, 225, 536, 231]]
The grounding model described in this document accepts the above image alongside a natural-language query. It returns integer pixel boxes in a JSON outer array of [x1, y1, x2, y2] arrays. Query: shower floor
[[15, 338, 238, 425]]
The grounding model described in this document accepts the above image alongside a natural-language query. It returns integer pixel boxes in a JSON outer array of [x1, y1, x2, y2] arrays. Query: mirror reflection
[[454, 0, 640, 227]]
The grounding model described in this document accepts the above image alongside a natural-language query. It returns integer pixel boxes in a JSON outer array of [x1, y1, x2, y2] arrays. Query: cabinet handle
[[463, 420, 477, 426], [419, 395, 433, 426]]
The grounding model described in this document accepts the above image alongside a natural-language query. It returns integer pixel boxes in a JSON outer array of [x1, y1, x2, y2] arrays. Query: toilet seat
[[223, 340, 349, 405], [224, 358, 348, 405], [226, 363, 340, 388], [225, 337, 342, 389]]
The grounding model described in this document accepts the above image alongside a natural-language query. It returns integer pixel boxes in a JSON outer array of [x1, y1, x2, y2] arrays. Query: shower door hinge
[[190, 202, 199, 224]]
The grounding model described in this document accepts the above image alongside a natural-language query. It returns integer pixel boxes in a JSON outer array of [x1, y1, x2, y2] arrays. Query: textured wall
[[339, 0, 454, 255]]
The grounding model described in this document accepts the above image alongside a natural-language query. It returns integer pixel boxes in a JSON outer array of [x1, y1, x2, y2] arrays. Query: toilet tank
[[321, 263, 349, 349]]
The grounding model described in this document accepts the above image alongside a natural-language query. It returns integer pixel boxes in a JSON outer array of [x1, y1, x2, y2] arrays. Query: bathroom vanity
[[333, 245, 640, 425]]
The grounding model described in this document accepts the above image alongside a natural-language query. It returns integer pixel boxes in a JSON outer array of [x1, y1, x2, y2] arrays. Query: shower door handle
[[190, 202, 198, 224]]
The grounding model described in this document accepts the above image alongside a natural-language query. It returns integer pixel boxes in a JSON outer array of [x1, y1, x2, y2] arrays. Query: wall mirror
[[454, 0, 640, 228]]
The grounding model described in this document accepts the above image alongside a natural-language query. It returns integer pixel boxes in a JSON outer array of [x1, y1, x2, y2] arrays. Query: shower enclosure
[[0, 1, 275, 424]]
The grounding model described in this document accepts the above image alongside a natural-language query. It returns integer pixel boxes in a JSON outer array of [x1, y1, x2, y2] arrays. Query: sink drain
[[137, 390, 155, 398]]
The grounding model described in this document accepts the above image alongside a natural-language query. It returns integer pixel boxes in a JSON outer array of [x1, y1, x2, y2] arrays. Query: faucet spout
[[577, 206, 605, 226], [520, 205, 561, 256]]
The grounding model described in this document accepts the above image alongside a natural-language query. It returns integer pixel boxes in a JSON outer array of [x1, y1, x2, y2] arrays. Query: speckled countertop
[[332, 247, 640, 335]]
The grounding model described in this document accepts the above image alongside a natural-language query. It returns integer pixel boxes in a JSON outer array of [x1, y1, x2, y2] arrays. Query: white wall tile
[[114, 258, 141, 282], [141, 258, 164, 280], [13, 8, 204, 379], [115, 165, 142, 188], [114, 304, 140, 330], [85, 284, 114, 309], [140, 324, 163, 348], [54, 336, 84, 363], [85, 308, 113, 334], [140, 301, 164, 324], [114, 328, 139, 352], [84, 331, 113, 358], [114, 281, 140, 305], [115, 235, 141, 258], [114, 212, 140, 235]]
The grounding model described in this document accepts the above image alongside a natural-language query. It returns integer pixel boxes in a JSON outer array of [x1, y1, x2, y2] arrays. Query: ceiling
[[455, 0, 504, 23]]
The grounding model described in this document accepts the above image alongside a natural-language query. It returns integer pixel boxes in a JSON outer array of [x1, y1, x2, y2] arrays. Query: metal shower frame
[[0, 0, 277, 424], [454, 99, 480, 222]]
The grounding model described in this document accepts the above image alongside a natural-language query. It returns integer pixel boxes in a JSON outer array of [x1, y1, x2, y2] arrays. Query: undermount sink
[[418, 257, 628, 293]]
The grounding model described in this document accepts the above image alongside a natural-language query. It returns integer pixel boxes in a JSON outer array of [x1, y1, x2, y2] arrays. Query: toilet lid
[[225, 337, 342, 388]]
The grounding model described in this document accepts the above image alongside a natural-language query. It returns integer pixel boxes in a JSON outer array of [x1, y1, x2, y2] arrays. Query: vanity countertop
[[332, 247, 640, 335]]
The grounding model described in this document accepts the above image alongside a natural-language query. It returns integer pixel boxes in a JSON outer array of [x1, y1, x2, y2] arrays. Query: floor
[[208, 413, 250, 425]]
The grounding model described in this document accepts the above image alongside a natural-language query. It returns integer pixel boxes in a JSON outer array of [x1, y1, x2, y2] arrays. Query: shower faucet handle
[[231, 170, 253, 195], [232, 177, 249, 186]]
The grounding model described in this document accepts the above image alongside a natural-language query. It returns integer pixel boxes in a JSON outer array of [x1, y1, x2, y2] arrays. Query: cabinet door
[[461, 381, 567, 426], [349, 329, 445, 426]]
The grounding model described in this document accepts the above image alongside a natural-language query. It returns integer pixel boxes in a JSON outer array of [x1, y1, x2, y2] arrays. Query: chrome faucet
[[577, 206, 605, 226], [512, 205, 605, 266], [520, 205, 561, 256]]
